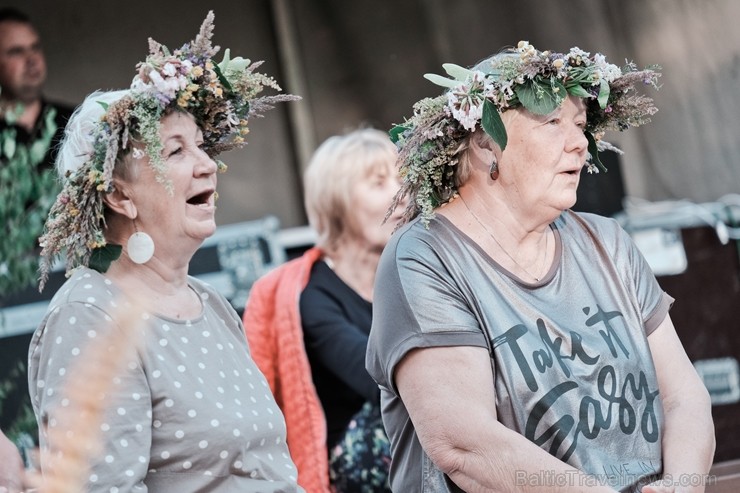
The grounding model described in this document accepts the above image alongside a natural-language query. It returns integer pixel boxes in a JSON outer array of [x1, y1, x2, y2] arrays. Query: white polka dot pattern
[[28, 267, 302, 493]]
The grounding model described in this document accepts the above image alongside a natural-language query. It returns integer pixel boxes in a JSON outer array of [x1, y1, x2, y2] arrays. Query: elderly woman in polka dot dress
[[27, 12, 302, 493]]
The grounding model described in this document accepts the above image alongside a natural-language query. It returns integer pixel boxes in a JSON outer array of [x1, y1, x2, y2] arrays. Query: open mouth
[[186, 190, 214, 207]]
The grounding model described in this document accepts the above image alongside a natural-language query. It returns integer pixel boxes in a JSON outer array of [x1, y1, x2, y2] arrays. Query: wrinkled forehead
[[506, 94, 587, 125], [535, 93, 588, 116]]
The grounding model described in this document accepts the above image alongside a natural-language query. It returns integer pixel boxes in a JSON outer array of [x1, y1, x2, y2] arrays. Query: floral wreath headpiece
[[388, 41, 661, 227], [38, 11, 299, 289]]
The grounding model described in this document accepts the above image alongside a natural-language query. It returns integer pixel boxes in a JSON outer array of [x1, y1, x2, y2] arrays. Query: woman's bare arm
[[396, 345, 617, 493], [642, 315, 715, 493]]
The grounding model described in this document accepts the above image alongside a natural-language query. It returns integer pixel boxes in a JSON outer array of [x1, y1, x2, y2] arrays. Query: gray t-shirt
[[29, 267, 303, 493], [366, 211, 672, 493]]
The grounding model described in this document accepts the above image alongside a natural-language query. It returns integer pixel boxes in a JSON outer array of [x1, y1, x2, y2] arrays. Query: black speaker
[[654, 226, 740, 462]]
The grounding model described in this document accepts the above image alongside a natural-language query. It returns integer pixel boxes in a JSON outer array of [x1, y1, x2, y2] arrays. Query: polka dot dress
[[28, 267, 303, 492]]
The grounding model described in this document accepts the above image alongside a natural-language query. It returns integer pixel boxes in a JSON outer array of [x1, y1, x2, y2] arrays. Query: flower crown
[[388, 41, 661, 227], [38, 11, 299, 289]]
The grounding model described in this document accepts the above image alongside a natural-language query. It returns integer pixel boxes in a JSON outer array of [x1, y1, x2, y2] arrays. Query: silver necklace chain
[[459, 194, 549, 282]]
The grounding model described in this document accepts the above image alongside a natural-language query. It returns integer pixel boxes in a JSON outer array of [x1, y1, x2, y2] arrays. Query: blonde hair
[[303, 128, 397, 253]]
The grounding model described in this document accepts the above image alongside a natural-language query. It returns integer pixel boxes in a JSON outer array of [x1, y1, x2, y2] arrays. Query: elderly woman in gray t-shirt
[[366, 42, 714, 493]]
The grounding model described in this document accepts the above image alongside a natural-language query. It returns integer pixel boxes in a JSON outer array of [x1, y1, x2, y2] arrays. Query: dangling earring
[[127, 222, 154, 264], [489, 158, 499, 181]]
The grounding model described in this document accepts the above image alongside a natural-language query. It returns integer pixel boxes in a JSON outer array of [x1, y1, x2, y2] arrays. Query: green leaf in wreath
[[566, 84, 591, 99], [585, 131, 608, 172], [88, 244, 122, 273], [389, 125, 409, 144], [597, 79, 610, 109], [481, 100, 508, 151], [212, 62, 234, 94], [217, 49, 251, 77], [514, 79, 563, 115], [423, 73, 459, 89], [442, 63, 474, 81]]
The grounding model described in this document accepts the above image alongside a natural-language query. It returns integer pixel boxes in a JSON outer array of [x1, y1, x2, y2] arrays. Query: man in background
[[0, 9, 75, 482], [0, 7, 74, 297], [0, 7, 73, 164]]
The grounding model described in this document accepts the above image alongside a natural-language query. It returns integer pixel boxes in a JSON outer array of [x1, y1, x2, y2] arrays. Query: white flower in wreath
[[593, 54, 622, 83], [180, 59, 193, 74], [447, 71, 489, 132], [162, 62, 177, 77]]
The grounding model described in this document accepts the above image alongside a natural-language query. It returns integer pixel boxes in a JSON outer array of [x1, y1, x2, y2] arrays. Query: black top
[[299, 260, 380, 448]]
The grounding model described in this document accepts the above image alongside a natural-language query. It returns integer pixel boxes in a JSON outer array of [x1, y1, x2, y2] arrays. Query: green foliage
[[0, 107, 59, 296], [89, 243, 122, 273], [212, 61, 234, 93], [442, 63, 473, 81], [597, 79, 610, 109], [38, 11, 299, 288], [481, 100, 507, 151], [0, 361, 37, 445], [390, 41, 661, 226], [586, 131, 607, 172], [389, 124, 408, 144], [566, 84, 591, 99], [514, 79, 565, 115]]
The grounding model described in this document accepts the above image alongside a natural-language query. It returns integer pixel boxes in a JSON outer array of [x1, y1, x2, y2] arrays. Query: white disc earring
[[127, 231, 155, 264]]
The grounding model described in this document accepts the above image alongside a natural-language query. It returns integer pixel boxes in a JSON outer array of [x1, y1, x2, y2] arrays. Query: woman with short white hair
[[29, 12, 300, 492]]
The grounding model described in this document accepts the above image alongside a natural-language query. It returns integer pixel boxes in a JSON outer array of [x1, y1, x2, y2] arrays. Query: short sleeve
[[618, 224, 674, 335], [366, 227, 488, 395], [29, 301, 152, 492]]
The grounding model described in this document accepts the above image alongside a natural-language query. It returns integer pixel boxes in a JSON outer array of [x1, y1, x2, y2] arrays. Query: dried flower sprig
[[38, 11, 300, 289], [389, 41, 661, 227]]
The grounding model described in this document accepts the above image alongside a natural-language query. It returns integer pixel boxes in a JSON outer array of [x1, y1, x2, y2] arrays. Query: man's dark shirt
[[0, 98, 74, 304], [0, 99, 74, 439], [0, 98, 74, 171]]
